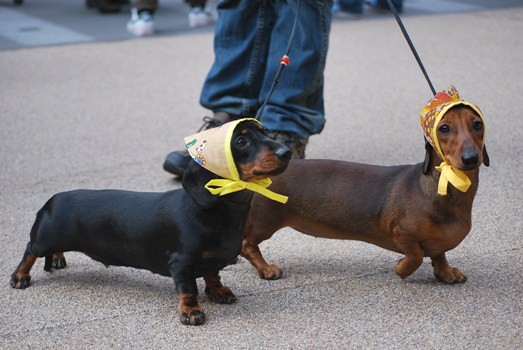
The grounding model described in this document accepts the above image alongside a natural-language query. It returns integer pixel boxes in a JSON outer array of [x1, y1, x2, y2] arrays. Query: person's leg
[[164, 0, 275, 177], [127, 0, 157, 36], [200, 0, 276, 118], [164, 0, 331, 173], [185, 0, 214, 28], [133, 0, 157, 12], [257, 0, 332, 140], [88, 0, 129, 13], [186, 0, 206, 7]]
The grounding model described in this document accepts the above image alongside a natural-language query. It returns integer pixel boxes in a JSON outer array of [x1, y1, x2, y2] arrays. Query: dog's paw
[[393, 258, 411, 279], [44, 253, 67, 271], [179, 309, 205, 326], [394, 255, 424, 279], [205, 286, 237, 304], [52, 253, 67, 269], [9, 273, 31, 289], [259, 264, 283, 280], [434, 267, 467, 284]]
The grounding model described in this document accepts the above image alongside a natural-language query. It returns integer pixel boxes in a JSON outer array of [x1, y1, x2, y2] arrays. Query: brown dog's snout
[[461, 147, 480, 169]]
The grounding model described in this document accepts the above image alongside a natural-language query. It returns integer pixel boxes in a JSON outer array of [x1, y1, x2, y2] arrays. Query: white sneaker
[[127, 8, 154, 36], [188, 6, 213, 28]]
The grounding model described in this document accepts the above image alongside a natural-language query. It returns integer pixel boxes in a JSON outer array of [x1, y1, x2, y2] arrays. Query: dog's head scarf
[[419, 86, 486, 196], [184, 118, 288, 203]]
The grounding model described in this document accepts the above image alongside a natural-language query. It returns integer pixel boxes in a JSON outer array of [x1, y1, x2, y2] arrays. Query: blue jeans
[[200, 0, 333, 138]]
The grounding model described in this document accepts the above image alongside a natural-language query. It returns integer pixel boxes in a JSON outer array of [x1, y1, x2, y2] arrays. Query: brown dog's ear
[[182, 161, 220, 208], [422, 140, 433, 175], [482, 145, 490, 167]]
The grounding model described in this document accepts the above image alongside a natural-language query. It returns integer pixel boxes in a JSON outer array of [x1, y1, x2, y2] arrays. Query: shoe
[[127, 8, 154, 36], [163, 113, 234, 177], [188, 6, 213, 28], [267, 131, 308, 159]]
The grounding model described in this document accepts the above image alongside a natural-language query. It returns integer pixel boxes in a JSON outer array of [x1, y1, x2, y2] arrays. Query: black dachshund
[[10, 119, 291, 325]]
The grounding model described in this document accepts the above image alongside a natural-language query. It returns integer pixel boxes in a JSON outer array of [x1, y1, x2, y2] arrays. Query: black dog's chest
[[192, 245, 241, 277], [176, 207, 247, 278]]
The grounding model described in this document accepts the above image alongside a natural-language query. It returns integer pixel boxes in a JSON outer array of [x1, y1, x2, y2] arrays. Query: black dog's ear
[[182, 161, 220, 208], [422, 140, 433, 175], [482, 144, 490, 167]]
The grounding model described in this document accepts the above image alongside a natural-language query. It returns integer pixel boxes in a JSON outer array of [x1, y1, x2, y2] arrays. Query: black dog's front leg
[[170, 261, 205, 326]]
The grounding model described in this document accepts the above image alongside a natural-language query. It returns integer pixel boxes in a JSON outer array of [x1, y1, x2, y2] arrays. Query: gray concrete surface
[[1, 1, 522, 349]]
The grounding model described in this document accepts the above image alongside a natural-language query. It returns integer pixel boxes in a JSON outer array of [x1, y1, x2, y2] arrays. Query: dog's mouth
[[239, 161, 289, 182], [253, 162, 289, 177], [455, 164, 480, 173], [445, 159, 480, 172]]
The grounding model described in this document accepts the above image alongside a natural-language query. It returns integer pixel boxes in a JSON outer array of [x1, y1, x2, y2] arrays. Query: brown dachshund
[[242, 104, 489, 284]]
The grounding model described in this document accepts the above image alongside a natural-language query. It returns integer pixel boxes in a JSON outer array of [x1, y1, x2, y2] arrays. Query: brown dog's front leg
[[393, 238, 424, 279], [203, 275, 237, 304], [431, 254, 467, 284], [241, 239, 283, 280]]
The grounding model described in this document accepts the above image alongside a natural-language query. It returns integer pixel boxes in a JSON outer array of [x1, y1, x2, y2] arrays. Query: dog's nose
[[461, 148, 479, 168], [276, 146, 292, 162]]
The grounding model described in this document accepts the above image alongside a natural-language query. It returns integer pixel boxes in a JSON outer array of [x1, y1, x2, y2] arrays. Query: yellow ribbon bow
[[205, 178, 289, 204], [434, 161, 472, 196]]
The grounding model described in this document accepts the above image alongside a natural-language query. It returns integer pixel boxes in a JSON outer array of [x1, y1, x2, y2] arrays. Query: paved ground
[[1, 0, 522, 349]]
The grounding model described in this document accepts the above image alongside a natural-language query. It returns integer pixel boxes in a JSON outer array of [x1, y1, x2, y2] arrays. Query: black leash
[[255, 0, 302, 120], [385, 0, 437, 96]]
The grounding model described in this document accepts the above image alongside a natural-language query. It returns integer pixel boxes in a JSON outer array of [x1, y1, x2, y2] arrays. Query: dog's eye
[[438, 124, 450, 134], [473, 121, 483, 131], [235, 136, 248, 148]]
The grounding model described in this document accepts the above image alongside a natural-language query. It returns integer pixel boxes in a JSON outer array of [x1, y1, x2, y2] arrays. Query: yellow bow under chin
[[434, 162, 471, 196], [205, 178, 288, 204]]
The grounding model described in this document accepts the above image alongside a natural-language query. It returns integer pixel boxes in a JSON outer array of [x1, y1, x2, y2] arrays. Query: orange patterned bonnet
[[419, 86, 486, 195]]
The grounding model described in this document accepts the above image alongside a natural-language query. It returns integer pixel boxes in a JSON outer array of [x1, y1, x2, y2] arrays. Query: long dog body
[[10, 120, 291, 325], [243, 106, 489, 284]]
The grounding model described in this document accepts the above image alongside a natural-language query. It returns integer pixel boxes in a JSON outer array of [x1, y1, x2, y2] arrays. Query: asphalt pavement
[[1, 0, 522, 349]]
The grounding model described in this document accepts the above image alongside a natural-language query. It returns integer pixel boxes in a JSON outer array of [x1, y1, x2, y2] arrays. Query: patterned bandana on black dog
[[184, 118, 288, 204]]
